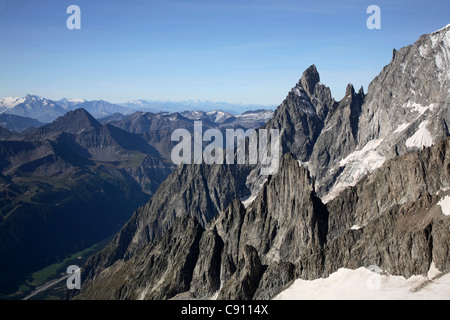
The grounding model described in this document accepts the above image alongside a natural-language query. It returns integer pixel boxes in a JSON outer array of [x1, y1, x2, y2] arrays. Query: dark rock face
[[0, 114, 44, 133], [189, 227, 223, 298], [76, 162, 252, 295], [263, 66, 330, 162], [308, 84, 364, 196], [76, 153, 328, 300], [0, 127, 13, 140], [326, 136, 450, 241], [217, 245, 263, 300], [253, 262, 295, 300], [76, 216, 204, 300]]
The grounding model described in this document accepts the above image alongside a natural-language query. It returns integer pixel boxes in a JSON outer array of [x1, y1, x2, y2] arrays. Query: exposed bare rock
[[217, 245, 263, 300], [76, 216, 203, 300]]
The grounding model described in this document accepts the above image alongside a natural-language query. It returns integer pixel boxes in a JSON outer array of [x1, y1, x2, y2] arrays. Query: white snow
[[292, 87, 304, 98], [322, 139, 386, 203], [339, 139, 385, 169], [66, 99, 85, 104], [405, 120, 433, 149], [350, 225, 362, 230], [393, 123, 411, 134], [240, 177, 268, 208], [241, 195, 257, 208], [0, 97, 25, 112], [430, 26, 450, 84], [291, 87, 316, 116], [182, 110, 204, 120], [419, 44, 428, 57], [437, 195, 450, 216], [236, 110, 273, 121], [322, 181, 354, 204], [297, 160, 310, 169], [207, 110, 233, 123], [436, 54, 445, 70], [402, 101, 437, 118], [274, 265, 449, 300], [428, 261, 442, 279]]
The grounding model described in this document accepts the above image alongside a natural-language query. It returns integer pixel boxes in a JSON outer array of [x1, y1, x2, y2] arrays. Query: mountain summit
[[45, 108, 102, 134], [299, 64, 321, 96], [0, 95, 66, 123]]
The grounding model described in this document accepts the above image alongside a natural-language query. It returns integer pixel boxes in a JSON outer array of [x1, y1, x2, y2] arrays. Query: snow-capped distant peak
[[207, 110, 233, 123], [0, 97, 26, 110], [129, 99, 147, 105], [66, 99, 86, 104], [25, 94, 45, 101]]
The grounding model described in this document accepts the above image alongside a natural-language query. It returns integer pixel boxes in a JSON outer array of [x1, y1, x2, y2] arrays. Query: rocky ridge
[[76, 138, 450, 300]]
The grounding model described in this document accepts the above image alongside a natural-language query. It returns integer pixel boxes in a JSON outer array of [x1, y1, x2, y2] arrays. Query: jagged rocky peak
[[340, 83, 364, 103], [290, 64, 331, 105], [299, 64, 320, 96], [263, 65, 334, 162], [340, 83, 365, 113], [358, 23, 450, 149], [345, 83, 355, 96], [358, 85, 365, 97], [293, 64, 334, 121], [47, 108, 102, 134]]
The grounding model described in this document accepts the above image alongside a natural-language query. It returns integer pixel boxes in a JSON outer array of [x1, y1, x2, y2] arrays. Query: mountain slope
[[262, 65, 330, 162], [76, 162, 252, 295], [0, 108, 174, 296], [0, 114, 44, 132], [0, 127, 13, 140], [106, 110, 274, 161], [75, 153, 327, 300]]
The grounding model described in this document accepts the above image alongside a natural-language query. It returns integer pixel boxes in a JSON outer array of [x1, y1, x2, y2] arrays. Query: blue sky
[[0, 0, 449, 105]]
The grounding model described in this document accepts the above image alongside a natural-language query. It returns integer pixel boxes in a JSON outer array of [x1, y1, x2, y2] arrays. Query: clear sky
[[0, 0, 449, 105]]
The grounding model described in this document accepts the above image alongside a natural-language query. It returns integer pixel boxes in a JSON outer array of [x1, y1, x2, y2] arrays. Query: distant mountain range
[[119, 99, 276, 115], [0, 95, 67, 123], [0, 95, 274, 124]]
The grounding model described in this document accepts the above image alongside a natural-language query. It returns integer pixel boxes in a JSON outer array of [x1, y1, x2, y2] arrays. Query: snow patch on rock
[[405, 120, 433, 149], [323, 139, 386, 203], [437, 195, 450, 216]]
